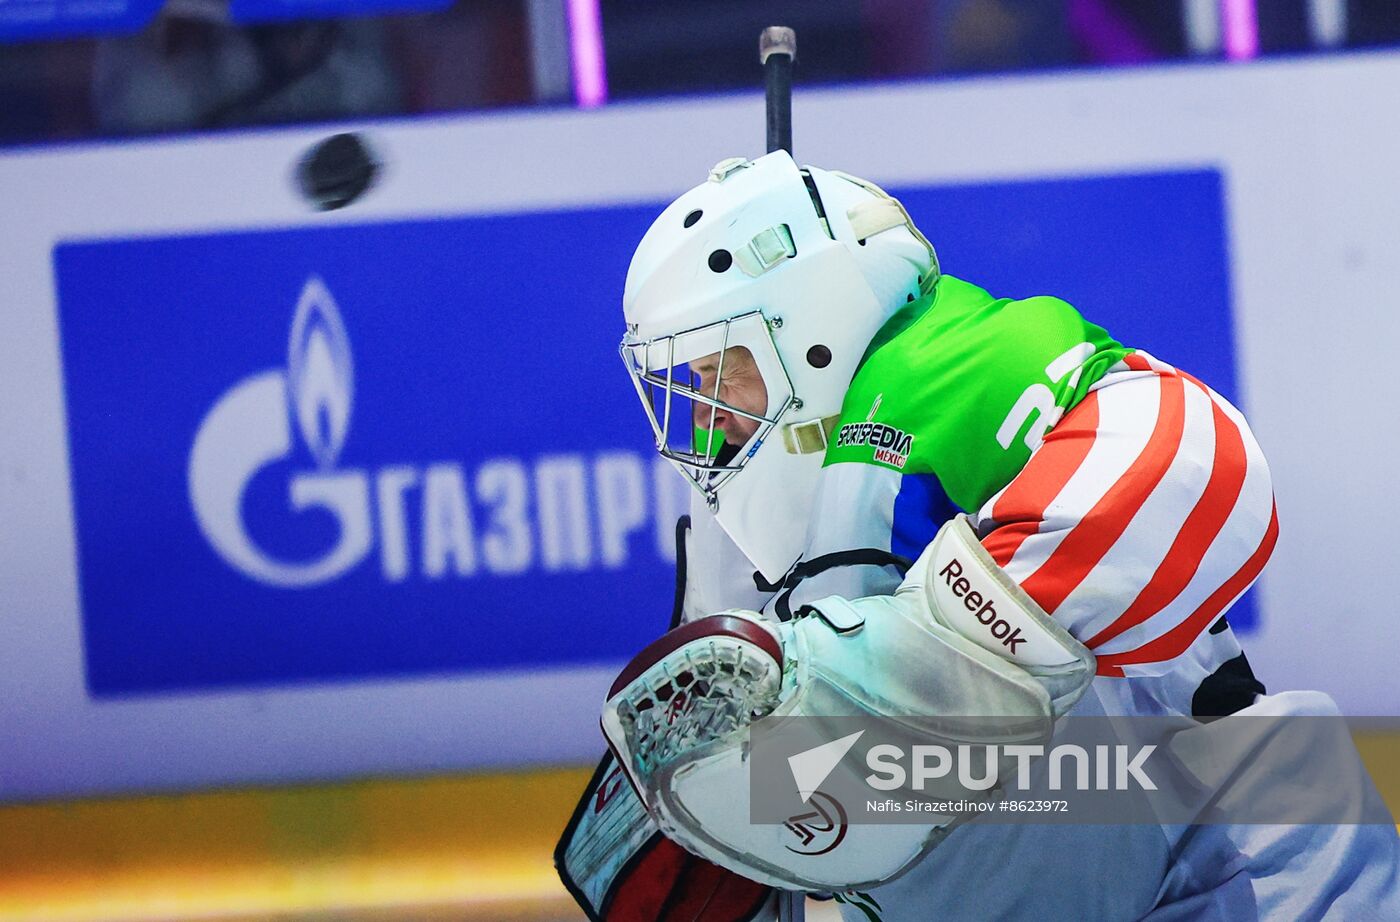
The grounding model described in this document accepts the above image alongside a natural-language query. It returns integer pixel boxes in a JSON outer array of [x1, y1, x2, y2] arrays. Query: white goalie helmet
[[621, 151, 938, 581]]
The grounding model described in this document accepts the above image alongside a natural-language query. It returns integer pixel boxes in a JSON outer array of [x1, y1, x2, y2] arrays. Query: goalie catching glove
[[602, 515, 1096, 892]]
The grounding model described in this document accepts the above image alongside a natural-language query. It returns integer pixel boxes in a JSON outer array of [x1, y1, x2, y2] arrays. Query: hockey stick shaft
[[760, 26, 797, 155], [762, 27, 804, 922]]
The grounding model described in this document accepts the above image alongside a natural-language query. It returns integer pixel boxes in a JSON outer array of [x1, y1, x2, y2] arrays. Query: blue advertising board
[[0, 0, 448, 43], [54, 167, 1250, 698], [228, 0, 453, 25], [0, 0, 162, 43]]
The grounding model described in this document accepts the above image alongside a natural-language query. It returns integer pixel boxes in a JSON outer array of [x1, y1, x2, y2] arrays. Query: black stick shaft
[[760, 27, 796, 156], [765, 54, 792, 154]]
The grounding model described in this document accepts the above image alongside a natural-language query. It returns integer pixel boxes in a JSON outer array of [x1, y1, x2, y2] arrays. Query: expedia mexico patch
[[835, 420, 914, 469]]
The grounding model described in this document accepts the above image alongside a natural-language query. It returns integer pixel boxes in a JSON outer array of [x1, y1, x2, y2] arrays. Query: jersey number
[[995, 343, 1094, 453]]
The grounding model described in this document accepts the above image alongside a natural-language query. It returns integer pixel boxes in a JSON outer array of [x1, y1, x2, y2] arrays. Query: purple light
[[1067, 0, 1156, 64], [1222, 0, 1259, 60], [566, 0, 608, 109]]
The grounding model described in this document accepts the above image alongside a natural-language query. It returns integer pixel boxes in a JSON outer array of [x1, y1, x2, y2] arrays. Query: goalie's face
[[620, 310, 794, 510], [689, 347, 768, 446]]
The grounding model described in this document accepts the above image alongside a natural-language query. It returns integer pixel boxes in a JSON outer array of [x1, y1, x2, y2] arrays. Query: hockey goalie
[[556, 151, 1400, 920]]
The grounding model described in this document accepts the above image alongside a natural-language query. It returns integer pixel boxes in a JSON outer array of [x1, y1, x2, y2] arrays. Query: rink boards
[[1, 50, 1398, 798]]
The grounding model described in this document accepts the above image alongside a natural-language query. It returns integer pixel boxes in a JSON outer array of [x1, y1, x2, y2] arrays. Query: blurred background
[[3, 1, 1400, 919], [5, 0, 1400, 146]]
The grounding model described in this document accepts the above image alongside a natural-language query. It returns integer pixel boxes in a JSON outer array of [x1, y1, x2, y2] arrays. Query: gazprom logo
[[189, 277, 367, 588], [188, 276, 683, 590]]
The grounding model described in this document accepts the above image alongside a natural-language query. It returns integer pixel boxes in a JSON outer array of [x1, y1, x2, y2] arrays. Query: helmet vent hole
[[708, 249, 733, 273], [857, 238, 867, 246], [684, 209, 703, 228], [806, 345, 832, 369], [907, 293, 915, 303]]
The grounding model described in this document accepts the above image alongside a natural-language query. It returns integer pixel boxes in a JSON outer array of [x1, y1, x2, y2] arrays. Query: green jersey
[[825, 275, 1131, 513]]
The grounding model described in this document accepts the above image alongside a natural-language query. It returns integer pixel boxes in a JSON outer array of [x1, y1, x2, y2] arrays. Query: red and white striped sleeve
[[974, 352, 1277, 678]]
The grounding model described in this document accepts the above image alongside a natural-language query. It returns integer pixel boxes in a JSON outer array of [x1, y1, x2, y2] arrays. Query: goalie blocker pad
[[602, 515, 1094, 892], [555, 749, 775, 921]]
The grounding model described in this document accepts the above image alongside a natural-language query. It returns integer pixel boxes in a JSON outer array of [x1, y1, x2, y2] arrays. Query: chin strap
[[781, 414, 841, 454]]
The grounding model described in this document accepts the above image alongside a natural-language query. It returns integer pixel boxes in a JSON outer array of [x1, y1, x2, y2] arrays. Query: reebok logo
[[938, 557, 1026, 655]]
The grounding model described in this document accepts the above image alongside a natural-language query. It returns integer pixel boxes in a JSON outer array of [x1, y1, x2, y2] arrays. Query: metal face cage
[[620, 311, 794, 509]]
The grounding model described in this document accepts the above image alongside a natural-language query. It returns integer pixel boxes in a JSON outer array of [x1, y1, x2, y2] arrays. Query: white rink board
[[2, 51, 1400, 800]]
